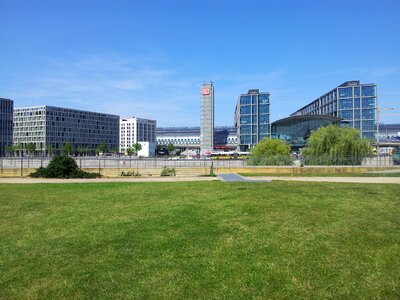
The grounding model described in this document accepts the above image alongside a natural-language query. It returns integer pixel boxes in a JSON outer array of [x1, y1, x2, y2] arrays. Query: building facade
[[13, 106, 119, 154], [200, 82, 214, 154], [291, 81, 377, 139], [120, 117, 156, 156], [235, 89, 271, 151], [156, 126, 238, 150], [0, 98, 13, 156], [271, 115, 343, 150]]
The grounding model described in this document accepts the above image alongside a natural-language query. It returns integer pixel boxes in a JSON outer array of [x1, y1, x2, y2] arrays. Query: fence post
[[20, 157, 23, 177], [1, 156, 3, 174]]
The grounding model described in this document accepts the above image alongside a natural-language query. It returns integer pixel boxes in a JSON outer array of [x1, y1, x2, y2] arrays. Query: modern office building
[[291, 81, 377, 139], [13, 106, 119, 155], [120, 117, 156, 157], [234, 89, 271, 151], [200, 82, 214, 154], [0, 98, 14, 156], [271, 115, 343, 150], [156, 126, 238, 150]]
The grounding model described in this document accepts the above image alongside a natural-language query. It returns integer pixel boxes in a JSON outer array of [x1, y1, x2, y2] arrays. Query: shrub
[[29, 156, 101, 178], [247, 138, 293, 166], [161, 167, 176, 176], [120, 171, 141, 177]]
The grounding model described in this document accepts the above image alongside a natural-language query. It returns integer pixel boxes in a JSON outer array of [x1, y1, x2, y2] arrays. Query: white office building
[[120, 117, 156, 157]]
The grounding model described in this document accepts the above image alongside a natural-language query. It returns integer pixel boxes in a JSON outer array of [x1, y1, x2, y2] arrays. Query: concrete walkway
[[218, 174, 271, 183], [257, 176, 400, 184], [0, 176, 399, 184], [0, 176, 218, 184]]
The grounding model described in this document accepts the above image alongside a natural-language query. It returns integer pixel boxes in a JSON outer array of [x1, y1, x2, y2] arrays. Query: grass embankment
[[1, 182, 400, 298], [240, 172, 400, 177]]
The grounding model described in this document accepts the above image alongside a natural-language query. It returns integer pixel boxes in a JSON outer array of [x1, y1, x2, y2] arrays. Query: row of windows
[[338, 98, 376, 109], [240, 94, 269, 105], [338, 85, 376, 98], [240, 114, 269, 125], [240, 104, 269, 114], [240, 134, 270, 144], [338, 109, 375, 120]]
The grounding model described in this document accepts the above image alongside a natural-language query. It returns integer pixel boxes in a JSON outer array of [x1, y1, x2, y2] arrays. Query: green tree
[[126, 147, 135, 157], [96, 143, 108, 155], [26, 143, 36, 157], [14, 143, 23, 157], [4, 145, 13, 157], [302, 125, 371, 165], [111, 147, 119, 155], [247, 138, 293, 166], [61, 143, 73, 156], [46, 145, 55, 157], [166, 143, 175, 155], [133, 143, 142, 156]]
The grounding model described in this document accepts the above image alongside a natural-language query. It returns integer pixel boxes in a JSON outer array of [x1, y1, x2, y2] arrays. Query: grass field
[[1, 181, 400, 299], [240, 172, 400, 177]]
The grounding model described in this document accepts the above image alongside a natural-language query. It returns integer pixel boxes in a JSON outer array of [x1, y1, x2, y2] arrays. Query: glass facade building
[[291, 81, 377, 139], [271, 115, 343, 150], [13, 106, 119, 155], [0, 98, 13, 156], [235, 89, 270, 151], [200, 82, 214, 154]]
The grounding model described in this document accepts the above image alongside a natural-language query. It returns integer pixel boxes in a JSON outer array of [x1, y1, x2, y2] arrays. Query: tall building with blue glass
[[291, 81, 377, 139], [235, 89, 270, 151], [0, 98, 14, 156]]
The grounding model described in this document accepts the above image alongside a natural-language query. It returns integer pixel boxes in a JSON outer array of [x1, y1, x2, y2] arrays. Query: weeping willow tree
[[301, 125, 371, 165], [247, 138, 293, 166]]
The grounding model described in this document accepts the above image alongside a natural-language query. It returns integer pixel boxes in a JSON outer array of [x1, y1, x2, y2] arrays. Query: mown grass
[[240, 172, 400, 177], [1, 181, 400, 299]]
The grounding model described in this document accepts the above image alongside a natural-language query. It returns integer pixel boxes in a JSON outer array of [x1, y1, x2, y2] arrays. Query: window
[[240, 125, 251, 135], [339, 98, 353, 109], [252, 105, 257, 114], [259, 114, 269, 124], [362, 86, 376, 97], [362, 120, 376, 131], [354, 98, 360, 108], [240, 96, 251, 105], [259, 104, 269, 114], [354, 109, 360, 119], [240, 115, 251, 124], [241, 135, 251, 144], [362, 97, 376, 108], [338, 87, 353, 98], [338, 110, 353, 120], [362, 109, 375, 120], [259, 94, 269, 103], [240, 105, 251, 114], [354, 87, 360, 97]]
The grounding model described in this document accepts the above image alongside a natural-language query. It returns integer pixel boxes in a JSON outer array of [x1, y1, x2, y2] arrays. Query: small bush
[[161, 167, 176, 176], [120, 171, 141, 177], [29, 156, 101, 178]]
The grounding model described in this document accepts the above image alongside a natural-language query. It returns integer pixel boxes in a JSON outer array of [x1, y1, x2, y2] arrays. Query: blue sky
[[1, 0, 399, 126]]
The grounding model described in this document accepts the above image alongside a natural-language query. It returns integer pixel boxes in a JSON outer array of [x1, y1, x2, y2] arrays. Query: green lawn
[[1, 181, 399, 299], [240, 172, 400, 177]]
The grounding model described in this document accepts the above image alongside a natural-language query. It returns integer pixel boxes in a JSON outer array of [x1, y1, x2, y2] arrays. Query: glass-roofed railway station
[[271, 115, 345, 151]]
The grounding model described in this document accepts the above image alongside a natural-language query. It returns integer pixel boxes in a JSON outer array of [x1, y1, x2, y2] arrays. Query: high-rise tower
[[200, 82, 214, 155]]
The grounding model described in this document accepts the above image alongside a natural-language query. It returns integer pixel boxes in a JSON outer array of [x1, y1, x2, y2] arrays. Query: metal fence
[[0, 156, 245, 171], [0, 155, 397, 173]]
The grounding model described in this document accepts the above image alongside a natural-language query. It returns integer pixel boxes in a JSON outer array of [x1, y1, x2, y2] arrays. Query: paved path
[[218, 174, 271, 183], [256, 176, 400, 184], [0, 176, 399, 184], [0, 176, 218, 184]]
